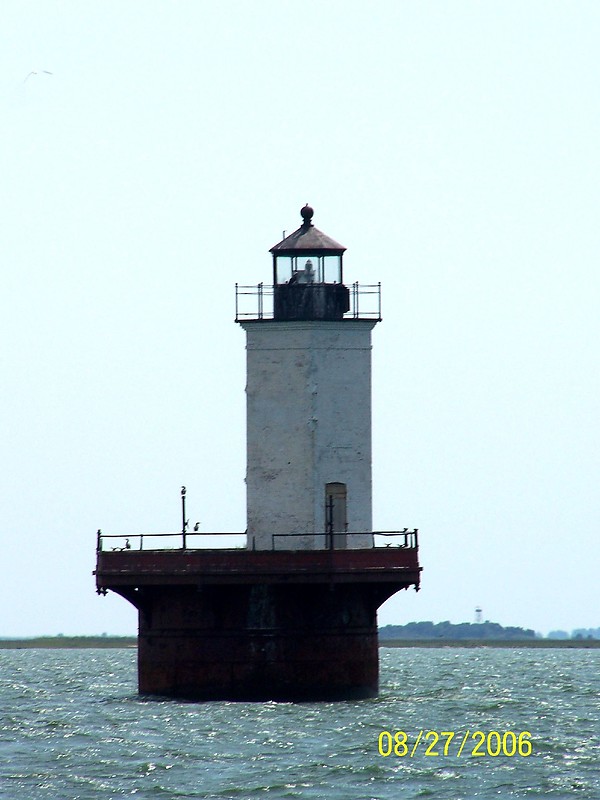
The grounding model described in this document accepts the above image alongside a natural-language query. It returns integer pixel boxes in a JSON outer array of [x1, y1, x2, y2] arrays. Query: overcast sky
[[1, 1, 598, 637]]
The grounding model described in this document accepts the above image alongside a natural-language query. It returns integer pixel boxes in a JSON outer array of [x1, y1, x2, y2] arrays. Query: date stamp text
[[378, 730, 532, 758]]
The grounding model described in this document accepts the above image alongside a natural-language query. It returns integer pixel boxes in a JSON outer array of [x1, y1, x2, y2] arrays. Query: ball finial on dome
[[300, 204, 314, 225]]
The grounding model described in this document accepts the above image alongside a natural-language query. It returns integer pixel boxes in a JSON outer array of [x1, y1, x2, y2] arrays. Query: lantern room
[[270, 204, 350, 321]]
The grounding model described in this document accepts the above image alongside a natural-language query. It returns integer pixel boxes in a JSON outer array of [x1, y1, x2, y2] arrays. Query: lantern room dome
[[270, 205, 346, 255]]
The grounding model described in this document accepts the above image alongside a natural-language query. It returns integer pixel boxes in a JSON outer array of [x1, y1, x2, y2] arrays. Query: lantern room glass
[[274, 254, 343, 285]]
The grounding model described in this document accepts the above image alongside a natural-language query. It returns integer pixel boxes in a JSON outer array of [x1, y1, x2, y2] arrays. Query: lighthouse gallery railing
[[235, 282, 382, 321], [96, 529, 418, 552]]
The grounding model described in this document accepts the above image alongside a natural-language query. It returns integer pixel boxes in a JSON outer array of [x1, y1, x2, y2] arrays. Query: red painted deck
[[95, 547, 421, 588]]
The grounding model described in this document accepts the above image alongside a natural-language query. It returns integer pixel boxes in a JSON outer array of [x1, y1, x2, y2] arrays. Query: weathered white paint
[[240, 320, 378, 550]]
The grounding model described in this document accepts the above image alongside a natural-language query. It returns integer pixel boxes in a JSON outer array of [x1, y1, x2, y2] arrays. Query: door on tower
[[325, 482, 347, 549]]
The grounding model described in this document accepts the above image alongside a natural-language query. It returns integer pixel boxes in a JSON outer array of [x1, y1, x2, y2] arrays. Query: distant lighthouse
[[96, 205, 421, 701]]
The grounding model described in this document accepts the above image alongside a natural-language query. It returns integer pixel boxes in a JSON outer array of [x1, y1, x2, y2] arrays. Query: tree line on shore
[[379, 622, 599, 640], [2, 625, 598, 646], [380, 621, 536, 640]]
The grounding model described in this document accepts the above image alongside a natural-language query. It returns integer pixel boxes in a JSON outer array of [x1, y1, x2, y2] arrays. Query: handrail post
[[181, 486, 187, 549], [96, 529, 102, 552]]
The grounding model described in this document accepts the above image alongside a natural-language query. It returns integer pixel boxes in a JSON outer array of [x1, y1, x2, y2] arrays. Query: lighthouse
[[95, 205, 421, 701]]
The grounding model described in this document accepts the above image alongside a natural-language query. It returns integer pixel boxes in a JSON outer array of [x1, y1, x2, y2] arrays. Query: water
[[0, 647, 598, 799]]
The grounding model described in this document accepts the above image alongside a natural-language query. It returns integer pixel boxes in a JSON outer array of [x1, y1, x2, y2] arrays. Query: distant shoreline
[[0, 636, 598, 649], [380, 638, 600, 649], [0, 637, 137, 649]]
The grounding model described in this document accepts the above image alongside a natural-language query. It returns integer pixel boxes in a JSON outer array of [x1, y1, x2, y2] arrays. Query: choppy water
[[0, 647, 597, 799]]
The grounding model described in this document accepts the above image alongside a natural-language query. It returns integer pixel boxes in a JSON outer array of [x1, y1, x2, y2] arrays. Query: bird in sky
[[24, 70, 53, 82]]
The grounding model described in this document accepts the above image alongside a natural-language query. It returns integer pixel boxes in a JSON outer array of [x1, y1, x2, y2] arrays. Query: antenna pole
[[181, 486, 187, 549]]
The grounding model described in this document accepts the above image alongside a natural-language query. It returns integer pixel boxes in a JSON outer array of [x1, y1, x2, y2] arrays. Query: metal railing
[[235, 282, 381, 321], [235, 282, 274, 321], [96, 530, 247, 553], [96, 528, 418, 553], [271, 529, 418, 551], [349, 282, 382, 320]]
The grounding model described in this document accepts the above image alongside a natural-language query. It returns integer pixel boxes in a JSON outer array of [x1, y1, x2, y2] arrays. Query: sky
[[1, 0, 599, 637]]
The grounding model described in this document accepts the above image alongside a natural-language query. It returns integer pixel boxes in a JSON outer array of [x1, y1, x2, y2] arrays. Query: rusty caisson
[[95, 543, 420, 700]]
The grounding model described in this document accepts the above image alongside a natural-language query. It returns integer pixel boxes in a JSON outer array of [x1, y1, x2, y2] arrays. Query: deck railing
[[235, 282, 381, 321], [96, 529, 418, 553], [270, 530, 418, 551]]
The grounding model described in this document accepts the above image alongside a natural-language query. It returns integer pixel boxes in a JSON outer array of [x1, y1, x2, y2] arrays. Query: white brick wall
[[241, 320, 378, 550]]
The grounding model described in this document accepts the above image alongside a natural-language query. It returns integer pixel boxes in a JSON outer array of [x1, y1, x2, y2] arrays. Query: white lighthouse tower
[[238, 204, 380, 550]]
